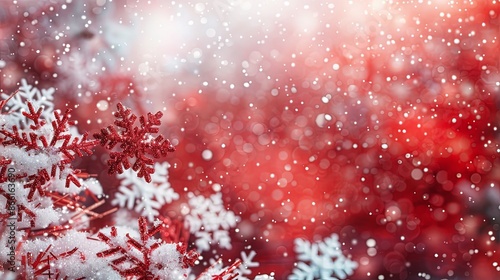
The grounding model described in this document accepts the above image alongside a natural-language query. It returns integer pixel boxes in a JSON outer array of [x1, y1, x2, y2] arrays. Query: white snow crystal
[[288, 234, 358, 280], [1, 79, 54, 129], [184, 192, 239, 252], [82, 177, 104, 196], [112, 161, 179, 222], [255, 275, 275, 280]]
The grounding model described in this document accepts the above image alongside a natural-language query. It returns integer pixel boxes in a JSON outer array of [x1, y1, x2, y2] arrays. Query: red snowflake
[[94, 216, 199, 279], [0, 102, 98, 199], [94, 102, 175, 183]]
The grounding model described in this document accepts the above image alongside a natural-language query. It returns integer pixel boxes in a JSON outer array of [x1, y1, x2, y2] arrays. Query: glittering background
[[1, 0, 500, 278]]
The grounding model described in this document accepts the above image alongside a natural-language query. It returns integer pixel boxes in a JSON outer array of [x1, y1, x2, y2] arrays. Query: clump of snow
[[0, 146, 61, 178], [22, 229, 119, 279]]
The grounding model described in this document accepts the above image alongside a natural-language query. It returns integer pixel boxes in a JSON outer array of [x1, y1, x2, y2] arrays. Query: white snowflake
[[184, 192, 239, 252], [112, 161, 179, 222], [288, 234, 358, 280], [1, 79, 54, 129]]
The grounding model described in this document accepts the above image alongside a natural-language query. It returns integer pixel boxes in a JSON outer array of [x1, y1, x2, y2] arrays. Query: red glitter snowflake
[[0, 102, 98, 199], [94, 102, 175, 183]]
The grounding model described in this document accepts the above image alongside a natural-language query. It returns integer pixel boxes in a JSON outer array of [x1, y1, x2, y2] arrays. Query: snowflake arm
[[0, 89, 17, 111], [235, 250, 259, 279]]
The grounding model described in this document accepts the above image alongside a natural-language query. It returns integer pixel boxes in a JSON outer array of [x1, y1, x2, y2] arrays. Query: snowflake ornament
[[288, 234, 358, 280], [184, 192, 239, 252], [94, 102, 175, 183], [0, 81, 274, 279], [0, 101, 98, 199], [112, 161, 179, 222]]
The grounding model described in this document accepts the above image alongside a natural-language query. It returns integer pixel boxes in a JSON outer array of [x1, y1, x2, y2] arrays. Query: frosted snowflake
[[288, 234, 358, 280], [184, 192, 239, 252], [112, 161, 179, 222], [1, 79, 54, 129], [1, 97, 98, 199], [94, 218, 198, 279]]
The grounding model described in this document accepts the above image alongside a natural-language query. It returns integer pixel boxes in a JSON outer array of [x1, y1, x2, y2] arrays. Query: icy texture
[[0, 185, 58, 230], [21, 229, 118, 279]]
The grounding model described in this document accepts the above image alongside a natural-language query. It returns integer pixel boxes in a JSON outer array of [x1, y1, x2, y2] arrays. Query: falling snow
[[1, 0, 500, 279]]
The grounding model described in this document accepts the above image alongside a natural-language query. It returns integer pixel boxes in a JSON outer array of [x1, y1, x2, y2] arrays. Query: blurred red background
[[1, 0, 500, 278]]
